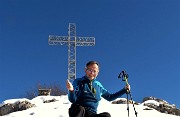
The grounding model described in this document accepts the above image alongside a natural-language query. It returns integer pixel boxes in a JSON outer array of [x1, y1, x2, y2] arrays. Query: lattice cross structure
[[48, 23, 95, 80]]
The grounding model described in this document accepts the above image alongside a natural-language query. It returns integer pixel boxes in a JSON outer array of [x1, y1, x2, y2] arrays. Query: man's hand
[[66, 79, 74, 91], [125, 84, 131, 91]]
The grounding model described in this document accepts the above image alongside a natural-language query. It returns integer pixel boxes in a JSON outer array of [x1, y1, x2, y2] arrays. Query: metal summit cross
[[48, 23, 95, 80]]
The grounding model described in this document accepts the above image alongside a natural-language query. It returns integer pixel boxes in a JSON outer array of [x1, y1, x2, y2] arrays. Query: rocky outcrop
[[112, 98, 139, 105], [112, 96, 180, 116], [112, 98, 128, 104], [43, 98, 58, 103], [0, 97, 59, 116], [142, 96, 180, 116], [0, 103, 14, 116], [0, 101, 36, 116]]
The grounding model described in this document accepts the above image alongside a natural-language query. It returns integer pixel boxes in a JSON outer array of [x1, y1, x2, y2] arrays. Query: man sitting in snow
[[66, 61, 130, 117]]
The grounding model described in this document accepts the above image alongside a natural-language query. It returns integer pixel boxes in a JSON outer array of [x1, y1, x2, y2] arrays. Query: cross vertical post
[[48, 23, 95, 80]]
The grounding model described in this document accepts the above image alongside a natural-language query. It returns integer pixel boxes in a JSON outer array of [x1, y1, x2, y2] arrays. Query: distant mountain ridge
[[112, 96, 180, 116]]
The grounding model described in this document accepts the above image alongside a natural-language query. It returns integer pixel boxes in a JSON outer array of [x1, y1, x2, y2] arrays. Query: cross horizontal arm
[[76, 37, 95, 46], [49, 35, 95, 46], [48, 35, 69, 45]]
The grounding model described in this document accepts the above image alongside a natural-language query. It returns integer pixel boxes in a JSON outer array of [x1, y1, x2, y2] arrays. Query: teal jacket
[[68, 76, 127, 113]]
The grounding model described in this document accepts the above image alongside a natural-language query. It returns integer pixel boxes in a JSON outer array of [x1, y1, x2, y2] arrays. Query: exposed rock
[[112, 96, 180, 116], [0, 97, 60, 116], [142, 96, 180, 116], [14, 101, 36, 111], [143, 96, 168, 105], [143, 107, 153, 110], [43, 98, 58, 103], [112, 98, 127, 104], [111, 98, 139, 105], [0, 101, 36, 116], [0, 103, 14, 116]]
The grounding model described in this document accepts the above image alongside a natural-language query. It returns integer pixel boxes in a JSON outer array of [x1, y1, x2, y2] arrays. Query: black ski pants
[[69, 104, 111, 117]]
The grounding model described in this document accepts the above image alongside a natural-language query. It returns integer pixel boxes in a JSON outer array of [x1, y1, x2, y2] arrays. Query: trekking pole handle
[[118, 70, 129, 86]]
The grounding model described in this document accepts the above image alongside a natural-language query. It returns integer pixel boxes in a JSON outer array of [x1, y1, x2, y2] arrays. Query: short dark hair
[[86, 61, 99, 67]]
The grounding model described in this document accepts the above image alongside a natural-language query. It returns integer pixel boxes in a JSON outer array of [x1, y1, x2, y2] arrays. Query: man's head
[[85, 61, 99, 80]]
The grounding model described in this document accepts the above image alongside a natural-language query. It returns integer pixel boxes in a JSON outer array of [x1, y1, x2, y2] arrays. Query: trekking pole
[[118, 71, 138, 117], [128, 91, 138, 117], [126, 92, 130, 117]]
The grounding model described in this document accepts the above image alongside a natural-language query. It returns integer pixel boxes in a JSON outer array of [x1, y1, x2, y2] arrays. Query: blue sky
[[0, 0, 180, 108]]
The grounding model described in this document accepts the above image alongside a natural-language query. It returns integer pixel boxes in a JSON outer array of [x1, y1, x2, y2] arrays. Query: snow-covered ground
[[0, 95, 178, 117]]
